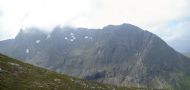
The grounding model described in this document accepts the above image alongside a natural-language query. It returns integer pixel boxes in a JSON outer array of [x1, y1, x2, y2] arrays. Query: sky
[[0, 0, 190, 52]]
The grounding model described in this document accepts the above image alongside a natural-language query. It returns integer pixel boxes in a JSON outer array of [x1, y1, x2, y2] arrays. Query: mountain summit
[[0, 24, 190, 89]]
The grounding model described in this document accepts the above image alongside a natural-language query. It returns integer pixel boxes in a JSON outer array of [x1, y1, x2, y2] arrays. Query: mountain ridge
[[0, 23, 190, 89]]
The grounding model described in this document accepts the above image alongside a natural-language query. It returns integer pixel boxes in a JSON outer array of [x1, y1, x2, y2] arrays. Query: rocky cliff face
[[0, 24, 190, 89]]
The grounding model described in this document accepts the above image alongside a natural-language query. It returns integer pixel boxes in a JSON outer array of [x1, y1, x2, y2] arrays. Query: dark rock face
[[84, 71, 106, 80], [0, 23, 190, 89]]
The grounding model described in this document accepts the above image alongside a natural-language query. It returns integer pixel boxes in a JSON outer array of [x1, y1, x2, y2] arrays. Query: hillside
[[0, 53, 140, 90], [0, 24, 190, 89]]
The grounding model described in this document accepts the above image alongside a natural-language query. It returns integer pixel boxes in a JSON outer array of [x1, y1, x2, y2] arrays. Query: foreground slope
[[0, 54, 138, 90], [0, 24, 190, 89]]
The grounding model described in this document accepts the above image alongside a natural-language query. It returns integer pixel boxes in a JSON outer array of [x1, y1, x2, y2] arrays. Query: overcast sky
[[0, 0, 189, 52]]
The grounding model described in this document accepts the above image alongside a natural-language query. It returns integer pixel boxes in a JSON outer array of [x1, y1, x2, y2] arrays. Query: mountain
[[183, 52, 190, 58], [0, 23, 190, 89], [0, 53, 140, 90]]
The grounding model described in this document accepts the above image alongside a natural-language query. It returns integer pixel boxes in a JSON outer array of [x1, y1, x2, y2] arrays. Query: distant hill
[[0, 24, 190, 89], [0, 53, 141, 90], [183, 52, 190, 58]]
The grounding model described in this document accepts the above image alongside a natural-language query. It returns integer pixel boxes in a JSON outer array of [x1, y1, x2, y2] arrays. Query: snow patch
[[64, 37, 68, 40], [71, 35, 76, 39], [84, 36, 89, 39], [70, 32, 74, 36], [84, 36, 93, 40], [36, 40, 40, 44], [68, 32, 76, 42], [46, 34, 51, 40], [26, 49, 30, 53]]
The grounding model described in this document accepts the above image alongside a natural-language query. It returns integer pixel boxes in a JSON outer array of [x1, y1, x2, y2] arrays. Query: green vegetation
[[0, 54, 144, 90]]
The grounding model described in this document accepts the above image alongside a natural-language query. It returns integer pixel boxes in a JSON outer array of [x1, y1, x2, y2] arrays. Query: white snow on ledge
[[70, 32, 74, 36], [36, 40, 40, 44], [64, 37, 68, 40], [26, 49, 30, 53], [46, 35, 51, 40], [84, 36, 89, 39]]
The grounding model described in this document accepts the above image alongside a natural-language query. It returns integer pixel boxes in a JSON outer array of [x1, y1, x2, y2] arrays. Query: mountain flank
[[0, 24, 190, 89]]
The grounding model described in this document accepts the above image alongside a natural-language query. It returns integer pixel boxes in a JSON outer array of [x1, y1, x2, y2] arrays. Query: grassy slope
[[0, 54, 144, 90]]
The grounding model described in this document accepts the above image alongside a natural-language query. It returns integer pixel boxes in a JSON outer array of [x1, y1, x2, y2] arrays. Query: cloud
[[0, 10, 2, 16], [168, 21, 190, 52], [148, 18, 190, 52], [0, 0, 92, 40], [70, 0, 190, 52], [71, 0, 187, 28], [0, 0, 190, 52], [0, 0, 189, 33]]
